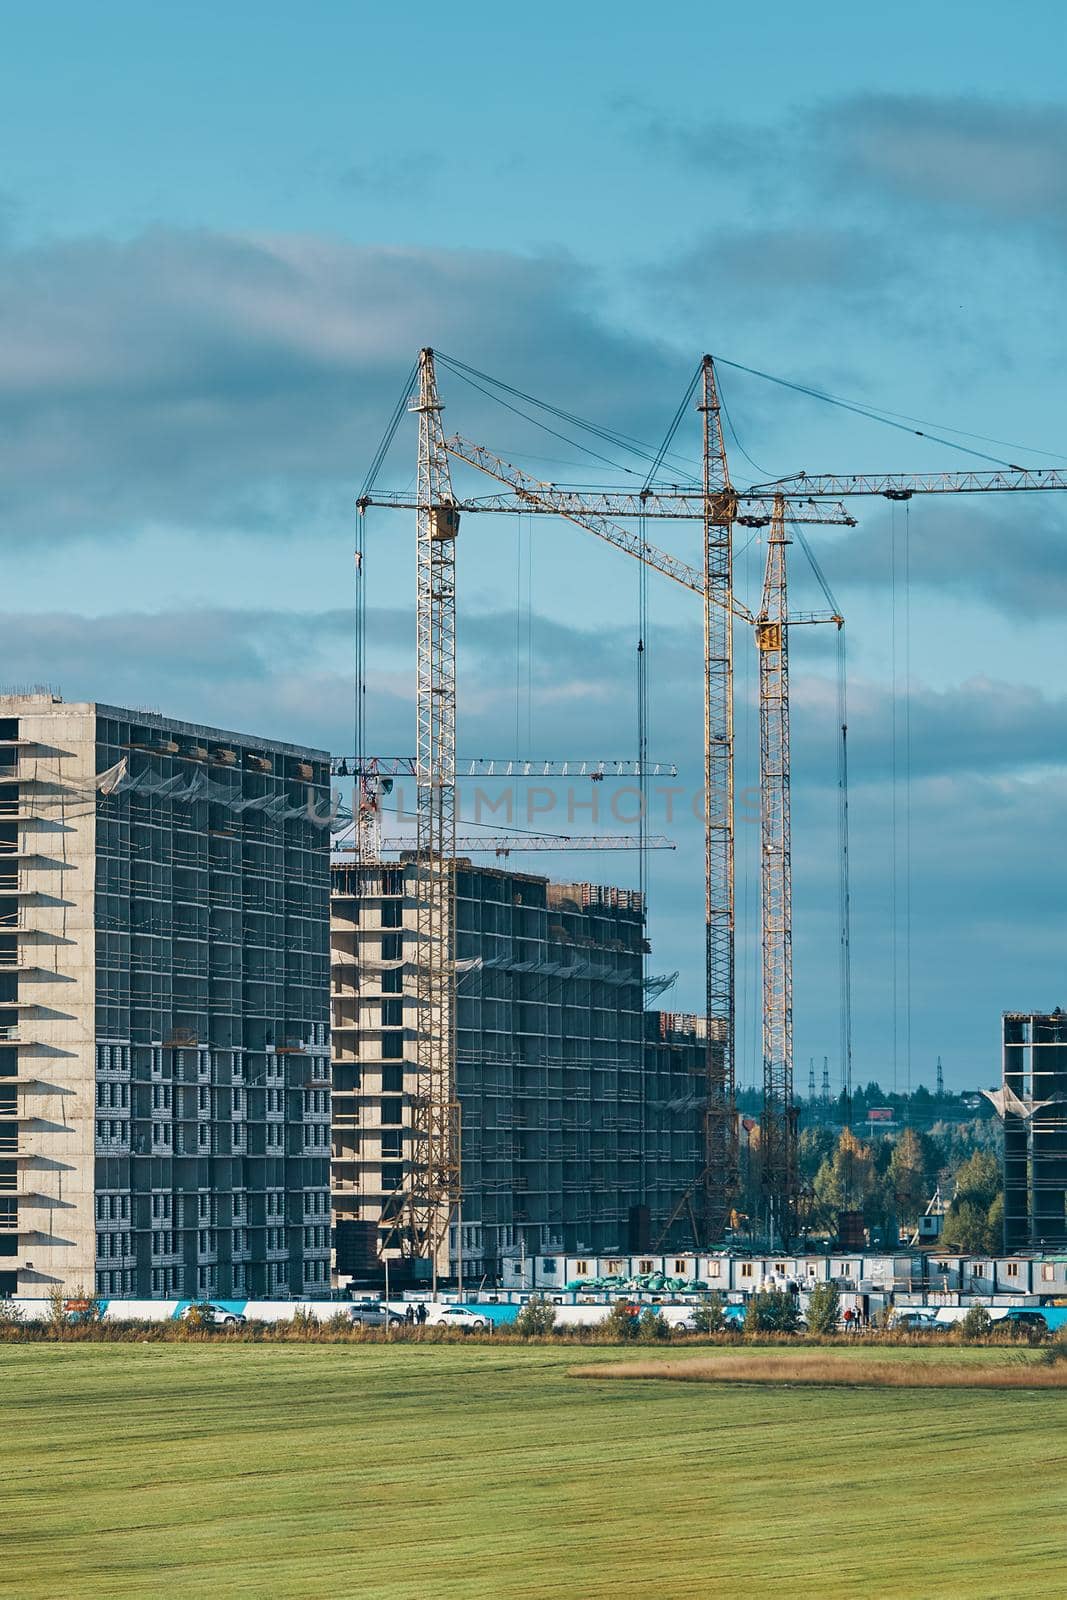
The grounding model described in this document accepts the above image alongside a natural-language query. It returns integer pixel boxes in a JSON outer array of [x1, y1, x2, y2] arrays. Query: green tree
[[954, 1149, 1000, 1208], [813, 1128, 877, 1227], [637, 1308, 670, 1343], [941, 1148, 1003, 1253], [744, 1290, 800, 1334], [690, 1293, 729, 1334], [888, 1128, 929, 1225], [940, 1199, 993, 1254], [798, 1125, 837, 1181], [602, 1301, 639, 1341], [805, 1282, 841, 1336], [514, 1295, 557, 1337], [959, 1305, 992, 1340]]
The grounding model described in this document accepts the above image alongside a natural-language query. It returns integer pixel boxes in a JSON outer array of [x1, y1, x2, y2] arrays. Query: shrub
[[805, 1282, 841, 1336], [514, 1295, 557, 1337], [0, 1300, 24, 1332], [1039, 1330, 1067, 1366], [180, 1303, 213, 1333], [690, 1293, 729, 1334], [290, 1305, 317, 1337], [602, 1300, 640, 1342], [69, 1285, 103, 1325], [743, 1289, 801, 1335], [637, 1308, 670, 1343], [959, 1305, 992, 1341]]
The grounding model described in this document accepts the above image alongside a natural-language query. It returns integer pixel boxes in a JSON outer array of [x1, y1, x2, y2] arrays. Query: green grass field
[[3, 1341, 1064, 1599]]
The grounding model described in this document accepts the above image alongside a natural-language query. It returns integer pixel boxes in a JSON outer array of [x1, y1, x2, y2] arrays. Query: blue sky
[[3, 1, 1066, 1090]]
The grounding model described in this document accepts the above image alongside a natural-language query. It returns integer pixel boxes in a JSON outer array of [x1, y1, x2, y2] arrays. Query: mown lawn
[[2, 1340, 1064, 1599]]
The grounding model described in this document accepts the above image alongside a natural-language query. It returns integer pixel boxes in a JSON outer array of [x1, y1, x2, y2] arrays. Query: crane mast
[[412, 348, 460, 1285], [756, 497, 796, 1246], [699, 356, 738, 1240]]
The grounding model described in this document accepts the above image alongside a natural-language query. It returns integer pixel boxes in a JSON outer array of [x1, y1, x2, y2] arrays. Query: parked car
[[346, 1301, 408, 1328], [998, 1309, 1048, 1335], [180, 1302, 246, 1328], [674, 1301, 746, 1333], [425, 1305, 491, 1331], [891, 1310, 940, 1332]]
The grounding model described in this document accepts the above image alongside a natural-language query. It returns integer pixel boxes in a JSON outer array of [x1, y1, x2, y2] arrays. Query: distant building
[[330, 858, 705, 1281], [995, 1011, 1067, 1251], [0, 694, 332, 1299]]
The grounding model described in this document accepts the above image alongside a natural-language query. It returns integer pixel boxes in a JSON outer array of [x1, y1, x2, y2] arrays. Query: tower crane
[[360, 349, 1065, 1268], [755, 497, 842, 1246], [409, 351, 459, 1283], [356, 350, 857, 1265], [743, 459, 1067, 1240], [431, 430, 846, 1245]]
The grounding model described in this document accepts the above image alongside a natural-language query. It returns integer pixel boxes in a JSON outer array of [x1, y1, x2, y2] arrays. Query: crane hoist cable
[[436, 350, 701, 481], [439, 358, 638, 476], [711, 354, 1046, 471], [358, 358, 420, 503], [718, 380, 776, 484], [891, 500, 900, 1100], [904, 500, 913, 1110], [640, 359, 703, 492]]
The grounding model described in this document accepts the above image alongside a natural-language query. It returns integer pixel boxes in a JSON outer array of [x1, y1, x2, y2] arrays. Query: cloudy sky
[[3, 1, 1066, 1090]]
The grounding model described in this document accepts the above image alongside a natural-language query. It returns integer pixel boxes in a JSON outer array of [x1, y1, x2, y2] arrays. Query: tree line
[[736, 1116, 1003, 1251]]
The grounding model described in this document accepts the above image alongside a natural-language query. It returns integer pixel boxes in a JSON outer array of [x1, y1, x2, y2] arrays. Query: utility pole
[[936, 1055, 944, 1098]]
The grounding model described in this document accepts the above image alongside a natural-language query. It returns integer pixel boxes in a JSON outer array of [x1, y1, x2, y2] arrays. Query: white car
[[425, 1305, 490, 1331]]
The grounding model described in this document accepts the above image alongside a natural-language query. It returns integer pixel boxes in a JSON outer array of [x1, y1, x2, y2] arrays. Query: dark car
[[891, 1310, 941, 1332], [347, 1301, 408, 1328], [999, 1309, 1048, 1336]]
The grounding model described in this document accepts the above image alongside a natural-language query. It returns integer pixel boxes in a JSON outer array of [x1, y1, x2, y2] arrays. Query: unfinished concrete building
[[331, 858, 704, 1280], [1000, 1010, 1067, 1251], [0, 694, 332, 1300]]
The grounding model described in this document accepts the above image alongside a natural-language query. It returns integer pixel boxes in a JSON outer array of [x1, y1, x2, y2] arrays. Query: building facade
[[0, 695, 332, 1299], [1001, 1010, 1067, 1251], [331, 857, 704, 1281]]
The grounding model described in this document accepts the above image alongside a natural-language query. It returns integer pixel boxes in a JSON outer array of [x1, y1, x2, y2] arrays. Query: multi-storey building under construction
[[331, 857, 705, 1280], [0, 694, 332, 1300], [1000, 1010, 1067, 1251]]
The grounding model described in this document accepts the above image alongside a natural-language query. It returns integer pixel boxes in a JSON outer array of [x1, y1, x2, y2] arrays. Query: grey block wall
[[330, 858, 704, 1280], [1, 695, 332, 1300]]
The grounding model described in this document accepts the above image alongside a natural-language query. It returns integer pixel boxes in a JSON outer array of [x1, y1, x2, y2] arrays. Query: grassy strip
[[3, 1342, 1065, 1598], [0, 1317, 1049, 1348], [573, 1350, 1067, 1387]]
